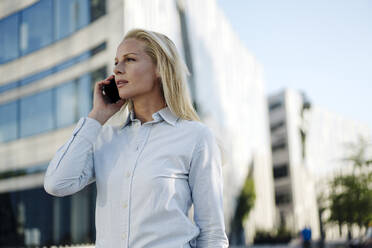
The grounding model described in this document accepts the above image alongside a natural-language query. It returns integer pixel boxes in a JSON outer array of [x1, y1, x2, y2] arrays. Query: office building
[[268, 88, 371, 240]]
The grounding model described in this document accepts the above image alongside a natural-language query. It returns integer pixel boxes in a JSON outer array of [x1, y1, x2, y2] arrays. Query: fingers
[[95, 75, 114, 93], [103, 74, 115, 84]]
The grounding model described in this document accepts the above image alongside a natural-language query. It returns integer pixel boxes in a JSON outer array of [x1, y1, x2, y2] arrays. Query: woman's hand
[[88, 75, 126, 125]]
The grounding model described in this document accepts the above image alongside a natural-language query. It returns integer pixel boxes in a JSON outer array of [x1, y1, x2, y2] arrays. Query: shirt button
[[122, 203, 128, 209], [126, 172, 131, 178]]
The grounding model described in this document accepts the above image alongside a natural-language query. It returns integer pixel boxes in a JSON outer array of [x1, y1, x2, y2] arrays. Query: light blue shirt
[[44, 106, 229, 248]]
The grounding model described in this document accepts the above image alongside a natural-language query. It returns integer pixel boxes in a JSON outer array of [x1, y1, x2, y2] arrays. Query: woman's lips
[[117, 80, 128, 88]]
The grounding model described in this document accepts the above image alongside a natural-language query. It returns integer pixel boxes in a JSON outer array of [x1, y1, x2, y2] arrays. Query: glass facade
[[56, 81, 77, 128], [0, 183, 96, 246], [20, 89, 54, 138], [0, 42, 105, 94], [0, 101, 18, 142], [0, 13, 19, 63], [55, 0, 90, 40], [0, 0, 106, 64], [0, 0, 107, 246], [0, 66, 106, 142], [20, 0, 54, 55], [273, 164, 289, 179], [77, 74, 93, 118]]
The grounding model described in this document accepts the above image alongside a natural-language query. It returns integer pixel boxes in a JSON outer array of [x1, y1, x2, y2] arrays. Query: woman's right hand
[[88, 75, 126, 125]]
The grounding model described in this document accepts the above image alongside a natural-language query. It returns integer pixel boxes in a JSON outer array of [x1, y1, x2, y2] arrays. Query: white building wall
[[270, 88, 371, 241], [284, 89, 320, 239], [305, 104, 371, 240], [183, 0, 276, 239]]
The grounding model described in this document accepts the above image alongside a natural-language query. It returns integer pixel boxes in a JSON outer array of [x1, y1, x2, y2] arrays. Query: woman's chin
[[118, 92, 130, 100]]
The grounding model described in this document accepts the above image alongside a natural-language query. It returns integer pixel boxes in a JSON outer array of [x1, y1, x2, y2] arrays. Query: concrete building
[[268, 88, 371, 241], [0, 0, 275, 246]]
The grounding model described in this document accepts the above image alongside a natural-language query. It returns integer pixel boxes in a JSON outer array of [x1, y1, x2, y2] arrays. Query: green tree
[[327, 137, 372, 239], [229, 162, 256, 245]]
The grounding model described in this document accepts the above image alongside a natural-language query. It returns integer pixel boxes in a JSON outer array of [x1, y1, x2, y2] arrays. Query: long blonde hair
[[107, 28, 200, 125], [106, 29, 226, 165]]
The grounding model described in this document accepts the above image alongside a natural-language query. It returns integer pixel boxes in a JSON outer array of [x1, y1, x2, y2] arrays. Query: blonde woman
[[44, 28, 229, 248]]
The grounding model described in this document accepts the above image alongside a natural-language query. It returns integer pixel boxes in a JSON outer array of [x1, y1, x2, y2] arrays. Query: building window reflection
[[0, 101, 18, 142], [0, 0, 106, 65], [55, 0, 90, 40], [0, 65, 107, 143], [273, 164, 289, 179], [20, 0, 54, 55], [20, 89, 54, 138], [0, 13, 19, 63], [56, 81, 77, 128], [0, 184, 96, 246], [90, 0, 106, 22], [77, 74, 93, 118]]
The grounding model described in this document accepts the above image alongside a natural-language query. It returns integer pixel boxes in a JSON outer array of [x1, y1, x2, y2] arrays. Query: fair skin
[[88, 38, 167, 125]]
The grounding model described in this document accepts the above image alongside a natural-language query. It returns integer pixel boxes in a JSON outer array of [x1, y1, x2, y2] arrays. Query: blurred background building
[[268, 88, 371, 241], [0, 0, 276, 246]]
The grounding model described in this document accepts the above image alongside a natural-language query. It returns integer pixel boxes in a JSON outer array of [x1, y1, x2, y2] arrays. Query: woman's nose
[[113, 64, 124, 75]]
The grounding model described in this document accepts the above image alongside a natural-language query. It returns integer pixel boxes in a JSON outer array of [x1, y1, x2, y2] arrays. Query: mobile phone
[[102, 77, 121, 103]]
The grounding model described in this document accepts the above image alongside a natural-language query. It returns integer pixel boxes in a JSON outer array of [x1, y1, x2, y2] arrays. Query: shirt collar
[[122, 106, 178, 128]]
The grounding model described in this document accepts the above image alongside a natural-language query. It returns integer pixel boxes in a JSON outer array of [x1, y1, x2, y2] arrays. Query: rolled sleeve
[[188, 126, 229, 248], [44, 117, 102, 197]]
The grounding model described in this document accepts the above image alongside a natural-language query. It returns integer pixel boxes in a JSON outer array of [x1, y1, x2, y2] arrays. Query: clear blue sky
[[217, 0, 372, 130]]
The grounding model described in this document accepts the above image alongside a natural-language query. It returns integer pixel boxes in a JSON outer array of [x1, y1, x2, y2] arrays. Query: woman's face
[[113, 38, 160, 100]]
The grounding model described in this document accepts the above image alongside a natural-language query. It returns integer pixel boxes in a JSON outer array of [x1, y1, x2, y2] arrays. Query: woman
[[44, 28, 229, 248]]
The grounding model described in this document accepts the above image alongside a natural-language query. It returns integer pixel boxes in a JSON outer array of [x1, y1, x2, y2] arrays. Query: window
[[91, 66, 107, 85], [90, 66, 107, 102], [275, 191, 291, 205], [20, 0, 53, 55], [1, 42, 105, 94], [0, 185, 96, 246], [0, 164, 48, 180], [0, 13, 19, 63], [0, 0, 106, 65], [0, 101, 18, 142], [77, 74, 93, 118], [1, 65, 107, 141], [269, 101, 282, 111], [270, 121, 285, 132], [55, 0, 90, 40], [55, 81, 77, 128], [20, 89, 54, 137], [271, 139, 286, 151], [273, 164, 289, 179], [90, 0, 106, 22], [90, 42, 106, 56]]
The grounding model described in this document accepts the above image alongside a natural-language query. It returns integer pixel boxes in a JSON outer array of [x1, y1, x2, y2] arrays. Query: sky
[[217, 0, 372, 130]]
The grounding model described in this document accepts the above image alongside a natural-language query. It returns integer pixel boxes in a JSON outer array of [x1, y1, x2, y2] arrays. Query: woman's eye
[[126, 58, 135, 62]]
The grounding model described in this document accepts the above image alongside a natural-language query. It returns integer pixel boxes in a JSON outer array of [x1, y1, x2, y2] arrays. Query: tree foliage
[[328, 137, 372, 233], [229, 163, 256, 245]]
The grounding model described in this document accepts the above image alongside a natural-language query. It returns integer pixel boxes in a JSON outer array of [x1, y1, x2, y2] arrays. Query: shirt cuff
[[72, 117, 102, 144]]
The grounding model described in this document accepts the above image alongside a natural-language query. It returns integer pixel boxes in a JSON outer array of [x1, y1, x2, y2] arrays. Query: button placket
[[124, 125, 152, 247]]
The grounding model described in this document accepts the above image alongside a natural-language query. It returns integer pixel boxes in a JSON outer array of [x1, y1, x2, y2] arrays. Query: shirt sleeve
[[188, 126, 229, 248], [44, 117, 102, 197]]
